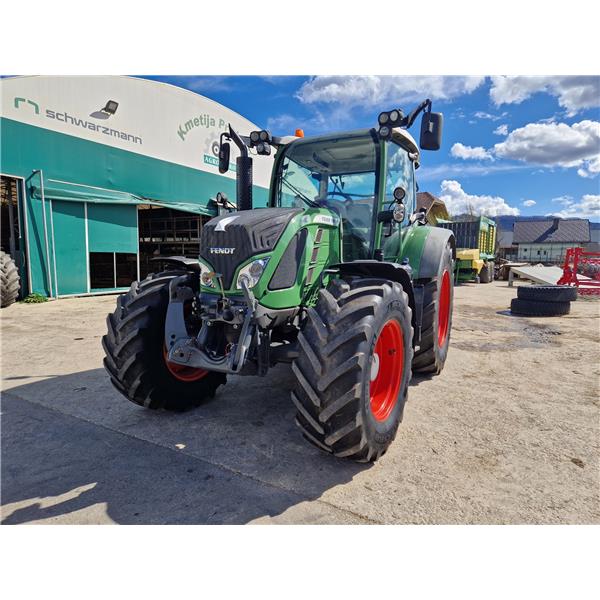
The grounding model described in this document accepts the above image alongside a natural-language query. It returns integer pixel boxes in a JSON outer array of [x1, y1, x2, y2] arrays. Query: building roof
[[512, 218, 590, 244], [497, 230, 514, 248], [416, 191, 449, 223]]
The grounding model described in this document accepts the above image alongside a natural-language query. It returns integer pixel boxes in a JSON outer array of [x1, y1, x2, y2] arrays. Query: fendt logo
[[209, 247, 236, 255], [13, 96, 143, 145]]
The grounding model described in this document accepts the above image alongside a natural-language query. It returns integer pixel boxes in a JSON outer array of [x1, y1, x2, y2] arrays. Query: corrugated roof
[[513, 218, 590, 244]]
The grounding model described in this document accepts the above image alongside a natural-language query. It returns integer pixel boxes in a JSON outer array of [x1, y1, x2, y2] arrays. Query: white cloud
[[490, 76, 600, 115], [438, 180, 520, 217], [552, 195, 574, 205], [523, 199, 536, 207], [546, 194, 600, 219], [576, 155, 600, 178], [418, 162, 528, 182], [266, 113, 299, 131], [296, 76, 485, 107], [450, 142, 493, 161], [493, 120, 600, 177], [473, 111, 507, 121], [493, 124, 508, 136]]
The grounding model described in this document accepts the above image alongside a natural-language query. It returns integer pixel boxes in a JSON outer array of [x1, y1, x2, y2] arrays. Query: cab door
[[381, 140, 416, 261]]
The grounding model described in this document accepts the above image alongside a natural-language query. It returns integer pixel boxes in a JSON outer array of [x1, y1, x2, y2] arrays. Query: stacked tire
[[1, 250, 20, 308], [510, 285, 577, 317]]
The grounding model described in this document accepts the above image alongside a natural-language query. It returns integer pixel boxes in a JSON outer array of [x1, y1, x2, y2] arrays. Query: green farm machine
[[103, 100, 455, 462], [438, 216, 496, 283]]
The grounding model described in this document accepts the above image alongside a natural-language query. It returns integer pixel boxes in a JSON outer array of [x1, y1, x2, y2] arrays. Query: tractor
[[102, 99, 455, 462]]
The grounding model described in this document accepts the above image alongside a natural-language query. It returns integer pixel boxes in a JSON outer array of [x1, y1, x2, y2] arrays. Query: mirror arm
[[402, 98, 431, 129], [227, 125, 248, 158]]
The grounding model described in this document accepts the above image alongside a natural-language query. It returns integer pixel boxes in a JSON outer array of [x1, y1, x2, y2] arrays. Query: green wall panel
[[87, 203, 138, 253], [51, 200, 88, 295], [1, 117, 270, 296]]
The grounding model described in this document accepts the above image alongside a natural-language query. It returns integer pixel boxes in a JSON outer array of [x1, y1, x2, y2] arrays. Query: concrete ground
[[1, 281, 599, 524]]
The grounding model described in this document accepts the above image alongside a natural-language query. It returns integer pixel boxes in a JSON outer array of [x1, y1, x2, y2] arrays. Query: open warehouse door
[[25, 178, 214, 296]]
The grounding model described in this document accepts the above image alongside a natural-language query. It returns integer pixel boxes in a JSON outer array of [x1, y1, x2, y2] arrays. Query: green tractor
[[103, 100, 455, 462]]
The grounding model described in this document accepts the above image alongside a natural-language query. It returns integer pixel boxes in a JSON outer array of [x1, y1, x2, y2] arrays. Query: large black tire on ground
[[291, 278, 413, 462], [102, 270, 226, 410], [1, 250, 20, 308], [412, 242, 454, 375], [517, 285, 577, 303], [510, 298, 570, 316], [479, 262, 491, 283]]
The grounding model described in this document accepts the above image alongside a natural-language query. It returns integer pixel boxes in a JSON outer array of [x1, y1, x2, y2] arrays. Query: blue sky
[[145, 76, 600, 221]]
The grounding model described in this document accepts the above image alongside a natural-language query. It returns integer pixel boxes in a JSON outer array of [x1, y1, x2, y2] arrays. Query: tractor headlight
[[236, 258, 269, 290], [198, 259, 216, 288]]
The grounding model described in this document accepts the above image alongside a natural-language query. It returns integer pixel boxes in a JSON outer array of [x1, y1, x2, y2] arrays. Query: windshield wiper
[[282, 179, 319, 208]]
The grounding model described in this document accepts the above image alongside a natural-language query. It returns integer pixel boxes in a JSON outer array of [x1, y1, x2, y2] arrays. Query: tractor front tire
[[291, 278, 413, 462], [1, 250, 20, 308], [412, 242, 454, 375], [102, 270, 226, 410]]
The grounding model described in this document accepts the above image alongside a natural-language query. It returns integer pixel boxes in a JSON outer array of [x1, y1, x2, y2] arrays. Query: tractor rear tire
[[1, 250, 20, 308], [412, 242, 454, 375], [291, 278, 413, 462], [102, 270, 226, 410], [517, 285, 577, 303], [510, 298, 570, 317]]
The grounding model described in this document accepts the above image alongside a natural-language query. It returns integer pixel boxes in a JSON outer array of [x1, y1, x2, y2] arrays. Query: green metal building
[[0, 76, 273, 298]]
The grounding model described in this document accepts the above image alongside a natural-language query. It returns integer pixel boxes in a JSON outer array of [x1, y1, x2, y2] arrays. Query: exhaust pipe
[[226, 126, 253, 211]]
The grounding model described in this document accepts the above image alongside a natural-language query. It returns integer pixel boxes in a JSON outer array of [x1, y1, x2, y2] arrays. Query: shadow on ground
[[1, 367, 371, 524]]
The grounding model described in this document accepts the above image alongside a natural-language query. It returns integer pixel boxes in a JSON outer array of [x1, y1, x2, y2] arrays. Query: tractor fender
[[408, 226, 455, 280], [332, 260, 416, 331], [150, 256, 200, 273]]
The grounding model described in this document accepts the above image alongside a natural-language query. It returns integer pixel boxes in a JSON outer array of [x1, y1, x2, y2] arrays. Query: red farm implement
[[557, 247, 600, 295]]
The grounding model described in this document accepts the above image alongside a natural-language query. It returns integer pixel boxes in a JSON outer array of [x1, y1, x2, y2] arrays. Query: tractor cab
[[271, 127, 420, 262]]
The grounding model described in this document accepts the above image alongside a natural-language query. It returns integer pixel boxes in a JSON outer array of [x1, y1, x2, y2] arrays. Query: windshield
[[275, 133, 378, 259]]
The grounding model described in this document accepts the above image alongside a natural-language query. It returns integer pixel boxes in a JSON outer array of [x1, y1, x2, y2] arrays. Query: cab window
[[385, 141, 415, 221]]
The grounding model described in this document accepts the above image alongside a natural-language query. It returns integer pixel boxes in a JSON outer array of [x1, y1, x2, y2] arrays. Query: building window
[[537, 250, 541, 255], [116, 253, 138, 287], [90, 252, 137, 289]]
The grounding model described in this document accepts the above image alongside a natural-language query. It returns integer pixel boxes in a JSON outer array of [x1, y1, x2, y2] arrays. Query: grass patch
[[21, 293, 48, 304]]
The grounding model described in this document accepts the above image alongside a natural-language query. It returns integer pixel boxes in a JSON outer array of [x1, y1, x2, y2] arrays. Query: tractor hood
[[200, 208, 302, 289]]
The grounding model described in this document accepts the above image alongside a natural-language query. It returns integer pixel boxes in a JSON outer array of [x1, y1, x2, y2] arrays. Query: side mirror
[[377, 210, 394, 238], [419, 112, 443, 151], [218, 142, 230, 173]]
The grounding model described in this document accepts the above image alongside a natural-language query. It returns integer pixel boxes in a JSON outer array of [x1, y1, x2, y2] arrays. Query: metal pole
[[84, 202, 90, 292], [20, 176, 33, 294], [38, 170, 54, 297], [49, 198, 59, 297]]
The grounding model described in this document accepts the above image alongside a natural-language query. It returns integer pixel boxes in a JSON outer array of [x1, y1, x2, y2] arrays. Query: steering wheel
[[326, 190, 354, 201], [321, 197, 348, 219]]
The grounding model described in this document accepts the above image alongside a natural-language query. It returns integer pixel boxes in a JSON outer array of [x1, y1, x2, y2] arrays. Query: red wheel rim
[[369, 319, 404, 422], [163, 346, 208, 382], [438, 269, 451, 347]]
